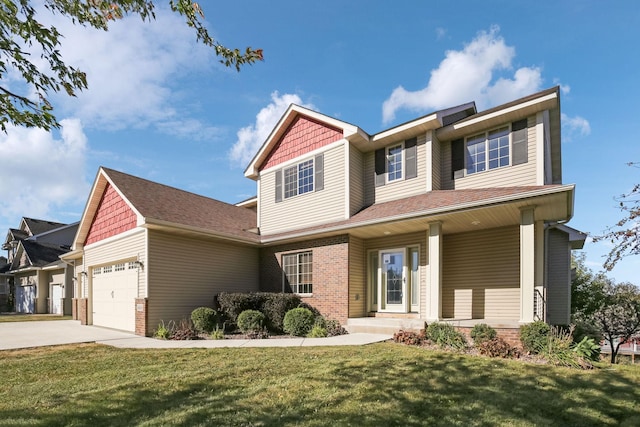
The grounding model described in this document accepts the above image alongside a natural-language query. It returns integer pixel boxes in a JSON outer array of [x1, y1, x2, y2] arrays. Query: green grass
[[1, 343, 639, 426], [0, 314, 71, 322]]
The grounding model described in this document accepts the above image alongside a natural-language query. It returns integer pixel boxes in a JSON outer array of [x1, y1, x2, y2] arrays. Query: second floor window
[[284, 159, 314, 199], [387, 144, 403, 182], [466, 127, 510, 175]]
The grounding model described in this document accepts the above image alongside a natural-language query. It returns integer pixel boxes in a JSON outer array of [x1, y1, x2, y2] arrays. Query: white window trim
[[284, 158, 315, 200], [282, 251, 313, 295], [386, 142, 404, 183]]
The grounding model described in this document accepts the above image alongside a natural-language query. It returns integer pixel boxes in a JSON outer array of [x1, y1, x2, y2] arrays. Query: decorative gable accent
[[259, 116, 342, 171], [85, 183, 137, 245]]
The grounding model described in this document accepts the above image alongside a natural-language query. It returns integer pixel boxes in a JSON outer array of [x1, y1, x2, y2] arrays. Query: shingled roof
[[14, 240, 69, 269], [102, 167, 259, 243], [22, 218, 67, 236]]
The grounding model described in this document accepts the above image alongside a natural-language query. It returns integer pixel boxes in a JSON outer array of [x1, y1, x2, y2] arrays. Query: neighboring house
[[65, 87, 585, 336], [2, 218, 78, 314], [0, 256, 10, 311]]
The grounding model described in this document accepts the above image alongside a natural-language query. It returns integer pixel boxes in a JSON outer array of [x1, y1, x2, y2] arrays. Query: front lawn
[[1, 343, 639, 426], [0, 314, 71, 322]]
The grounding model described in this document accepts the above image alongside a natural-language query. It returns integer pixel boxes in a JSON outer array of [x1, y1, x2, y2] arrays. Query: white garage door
[[16, 285, 35, 313], [92, 263, 138, 332], [50, 284, 63, 314]]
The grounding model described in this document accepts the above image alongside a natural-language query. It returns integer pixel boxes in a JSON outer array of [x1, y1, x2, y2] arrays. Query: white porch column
[[520, 207, 536, 323], [426, 221, 442, 322]]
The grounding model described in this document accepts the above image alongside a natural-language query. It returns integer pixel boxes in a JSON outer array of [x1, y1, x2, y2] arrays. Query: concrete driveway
[[0, 320, 141, 350], [0, 320, 392, 350]]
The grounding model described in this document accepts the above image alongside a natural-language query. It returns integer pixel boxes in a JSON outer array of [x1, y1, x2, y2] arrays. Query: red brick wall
[[85, 183, 137, 245], [135, 298, 148, 336], [260, 235, 350, 323], [77, 298, 88, 325], [456, 327, 522, 349], [260, 116, 342, 170]]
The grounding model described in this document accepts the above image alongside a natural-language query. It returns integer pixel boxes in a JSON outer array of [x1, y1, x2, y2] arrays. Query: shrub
[[217, 292, 302, 332], [171, 319, 200, 340], [210, 326, 225, 340], [538, 326, 595, 369], [246, 329, 270, 339], [307, 325, 328, 338], [325, 319, 348, 337], [393, 330, 425, 346], [191, 307, 219, 333], [154, 320, 172, 339], [237, 309, 266, 333], [470, 323, 497, 347], [426, 323, 467, 350], [520, 321, 551, 354], [261, 293, 302, 332], [478, 337, 519, 358], [283, 307, 315, 336], [572, 336, 600, 362]]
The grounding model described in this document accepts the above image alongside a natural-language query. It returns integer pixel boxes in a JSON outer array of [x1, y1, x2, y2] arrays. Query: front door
[[380, 249, 405, 312]]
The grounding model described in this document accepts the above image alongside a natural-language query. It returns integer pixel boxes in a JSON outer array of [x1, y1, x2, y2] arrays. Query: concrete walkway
[[0, 320, 392, 351]]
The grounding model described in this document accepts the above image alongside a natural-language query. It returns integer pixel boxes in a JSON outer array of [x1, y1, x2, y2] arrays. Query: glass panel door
[[410, 247, 420, 312], [380, 250, 405, 311]]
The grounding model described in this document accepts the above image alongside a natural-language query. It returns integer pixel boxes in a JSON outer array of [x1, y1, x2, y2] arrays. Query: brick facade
[[456, 326, 522, 349], [76, 298, 88, 325], [85, 183, 137, 245], [260, 116, 342, 170], [135, 298, 148, 336], [260, 235, 350, 323]]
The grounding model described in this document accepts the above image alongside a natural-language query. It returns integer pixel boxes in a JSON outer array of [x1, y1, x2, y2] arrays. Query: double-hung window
[[283, 251, 313, 294], [386, 144, 403, 182], [465, 127, 510, 175], [275, 154, 324, 203], [284, 159, 314, 198]]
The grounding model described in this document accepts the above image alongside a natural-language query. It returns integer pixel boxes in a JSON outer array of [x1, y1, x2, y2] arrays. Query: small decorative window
[[94, 267, 102, 275], [103, 265, 112, 274], [114, 263, 125, 272], [283, 251, 313, 294], [128, 262, 137, 269]]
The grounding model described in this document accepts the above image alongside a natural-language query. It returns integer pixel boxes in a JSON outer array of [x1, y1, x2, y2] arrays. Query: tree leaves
[[0, 0, 262, 131]]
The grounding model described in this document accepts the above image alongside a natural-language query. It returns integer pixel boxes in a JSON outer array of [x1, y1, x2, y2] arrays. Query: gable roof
[[74, 167, 259, 248], [21, 218, 67, 236], [10, 240, 69, 270]]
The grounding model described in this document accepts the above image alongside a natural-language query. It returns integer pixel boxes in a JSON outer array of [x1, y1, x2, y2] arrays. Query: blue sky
[[1, 1, 639, 284]]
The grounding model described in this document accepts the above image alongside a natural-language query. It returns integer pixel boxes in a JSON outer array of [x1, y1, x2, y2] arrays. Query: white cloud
[[435, 27, 447, 40], [561, 113, 591, 141], [382, 26, 542, 124], [0, 120, 90, 230], [29, 5, 214, 140], [229, 92, 315, 167]]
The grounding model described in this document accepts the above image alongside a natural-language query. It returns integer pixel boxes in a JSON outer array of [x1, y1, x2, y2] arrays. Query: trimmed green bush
[[470, 323, 497, 347], [307, 325, 328, 338], [217, 292, 302, 332], [520, 321, 551, 354], [283, 307, 315, 336], [237, 309, 266, 333], [190, 307, 219, 333], [426, 322, 467, 350]]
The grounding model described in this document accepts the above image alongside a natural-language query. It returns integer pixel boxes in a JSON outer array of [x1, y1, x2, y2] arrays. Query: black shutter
[[275, 169, 282, 203], [314, 154, 324, 191], [375, 148, 386, 187], [405, 137, 417, 179], [451, 138, 464, 179], [512, 119, 528, 165]]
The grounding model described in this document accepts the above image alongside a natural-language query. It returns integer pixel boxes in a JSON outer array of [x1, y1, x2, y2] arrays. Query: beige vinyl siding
[[84, 230, 146, 298], [348, 236, 365, 317], [260, 144, 346, 235], [430, 131, 442, 190], [349, 145, 365, 216], [441, 116, 537, 189], [545, 228, 570, 325], [48, 270, 65, 286], [365, 231, 427, 316], [442, 226, 520, 320], [146, 231, 259, 330], [364, 134, 428, 205]]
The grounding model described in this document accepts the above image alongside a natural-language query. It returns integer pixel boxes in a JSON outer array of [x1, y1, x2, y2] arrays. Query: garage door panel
[[92, 266, 138, 332]]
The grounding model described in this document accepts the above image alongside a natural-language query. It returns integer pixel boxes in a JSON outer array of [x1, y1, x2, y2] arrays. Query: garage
[[91, 262, 138, 332], [15, 285, 35, 313]]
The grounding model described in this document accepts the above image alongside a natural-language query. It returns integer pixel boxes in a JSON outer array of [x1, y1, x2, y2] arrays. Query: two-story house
[[64, 86, 584, 336]]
